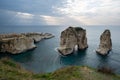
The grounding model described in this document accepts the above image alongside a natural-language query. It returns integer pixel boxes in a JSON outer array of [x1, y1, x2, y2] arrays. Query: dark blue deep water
[[0, 25, 120, 74]]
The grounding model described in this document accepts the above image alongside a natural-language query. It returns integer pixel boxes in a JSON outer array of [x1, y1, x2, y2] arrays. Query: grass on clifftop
[[0, 57, 120, 80]]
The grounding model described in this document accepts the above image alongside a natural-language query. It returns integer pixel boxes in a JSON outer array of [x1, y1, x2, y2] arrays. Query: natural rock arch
[[58, 27, 88, 55]]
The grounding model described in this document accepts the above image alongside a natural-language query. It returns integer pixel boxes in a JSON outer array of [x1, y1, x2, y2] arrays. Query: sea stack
[[96, 29, 112, 55], [58, 27, 88, 55], [0, 32, 54, 54]]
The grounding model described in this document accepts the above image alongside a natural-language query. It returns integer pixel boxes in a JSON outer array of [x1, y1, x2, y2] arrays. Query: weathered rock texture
[[58, 27, 88, 55], [96, 29, 112, 55], [22, 32, 54, 42], [0, 33, 54, 54]]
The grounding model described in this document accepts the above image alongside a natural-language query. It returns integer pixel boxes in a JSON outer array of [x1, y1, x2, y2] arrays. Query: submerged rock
[[0, 32, 54, 54], [96, 29, 112, 55], [58, 27, 88, 55]]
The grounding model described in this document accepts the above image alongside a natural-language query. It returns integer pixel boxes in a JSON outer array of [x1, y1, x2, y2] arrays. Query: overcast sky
[[0, 0, 120, 26]]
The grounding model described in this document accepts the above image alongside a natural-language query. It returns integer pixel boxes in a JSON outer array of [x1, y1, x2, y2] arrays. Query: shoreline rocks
[[96, 30, 112, 55], [58, 27, 88, 55], [22, 32, 54, 42], [0, 32, 54, 54]]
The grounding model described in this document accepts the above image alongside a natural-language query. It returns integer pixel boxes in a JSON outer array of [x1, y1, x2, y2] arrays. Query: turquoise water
[[0, 25, 120, 73]]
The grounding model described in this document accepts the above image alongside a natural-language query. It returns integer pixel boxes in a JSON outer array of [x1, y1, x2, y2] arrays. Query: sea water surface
[[0, 25, 120, 74]]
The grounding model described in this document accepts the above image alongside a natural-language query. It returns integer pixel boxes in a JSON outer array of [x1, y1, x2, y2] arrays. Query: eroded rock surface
[[58, 27, 88, 55], [0, 32, 54, 54], [22, 32, 54, 42], [96, 29, 112, 55]]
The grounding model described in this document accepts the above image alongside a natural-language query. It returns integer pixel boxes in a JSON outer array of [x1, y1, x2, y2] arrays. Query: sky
[[0, 0, 120, 26]]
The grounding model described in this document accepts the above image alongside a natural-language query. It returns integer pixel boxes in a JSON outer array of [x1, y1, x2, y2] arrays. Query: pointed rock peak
[[96, 29, 112, 55], [102, 29, 111, 36]]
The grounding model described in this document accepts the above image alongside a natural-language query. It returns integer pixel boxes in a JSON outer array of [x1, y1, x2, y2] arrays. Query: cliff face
[[96, 30, 112, 55], [75, 27, 88, 50], [0, 35, 36, 54], [0, 33, 54, 54], [58, 27, 88, 55]]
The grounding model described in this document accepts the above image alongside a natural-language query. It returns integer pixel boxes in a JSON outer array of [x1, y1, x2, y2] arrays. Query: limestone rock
[[22, 33, 43, 42], [0, 32, 54, 54], [58, 27, 88, 55], [74, 27, 88, 50], [0, 34, 36, 54], [43, 33, 55, 39], [22, 32, 54, 42], [96, 29, 112, 55]]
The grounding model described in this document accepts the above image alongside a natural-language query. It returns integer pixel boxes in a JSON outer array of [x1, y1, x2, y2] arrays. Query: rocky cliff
[[96, 30, 112, 55], [58, 27, 88, 55], [0, 33, 54, 54]]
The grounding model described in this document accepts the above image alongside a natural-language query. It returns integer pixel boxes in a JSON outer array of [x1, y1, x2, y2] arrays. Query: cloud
[[53, 0, 120, 25], [0, 0, 61, 15], [0, 0, 119, 25], [41, 15, 62, 25], [41, 15, 84, 26], [16, 12, 34, 19], [0, 9, 46, 25]]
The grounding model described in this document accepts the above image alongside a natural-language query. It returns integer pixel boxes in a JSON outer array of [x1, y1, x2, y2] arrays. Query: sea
[[0, 25, 120, 74]]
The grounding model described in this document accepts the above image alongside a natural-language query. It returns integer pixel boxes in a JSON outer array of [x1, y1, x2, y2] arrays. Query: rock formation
[[58, 27, 88, 55], [22, 32, 54, 42], [96, 29, 112, 55], [0, 32, 54, 54]]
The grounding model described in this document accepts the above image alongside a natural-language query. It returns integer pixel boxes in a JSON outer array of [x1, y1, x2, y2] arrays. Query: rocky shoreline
[[0, 32, 54, 54]]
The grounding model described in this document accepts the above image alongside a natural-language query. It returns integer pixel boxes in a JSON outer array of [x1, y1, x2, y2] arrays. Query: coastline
[[0, 57, 120, 80], [0, 32, 54, 54]]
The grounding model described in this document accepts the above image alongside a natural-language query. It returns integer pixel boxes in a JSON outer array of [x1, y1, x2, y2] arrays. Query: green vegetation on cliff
[[0, 57, 120, 80]]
